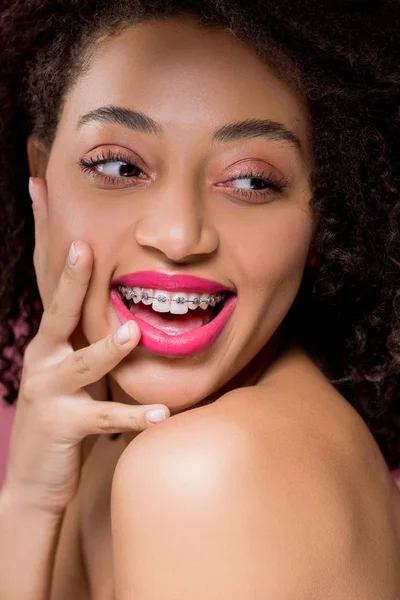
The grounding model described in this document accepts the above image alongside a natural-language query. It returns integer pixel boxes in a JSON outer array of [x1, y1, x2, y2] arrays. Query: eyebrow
[[77, 105, 162, 136], [77, 105, 303, 154]]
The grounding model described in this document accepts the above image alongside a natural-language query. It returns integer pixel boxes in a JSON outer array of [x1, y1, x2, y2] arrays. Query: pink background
[[0, 317, 26, 488], [0, 401, 15, 487]]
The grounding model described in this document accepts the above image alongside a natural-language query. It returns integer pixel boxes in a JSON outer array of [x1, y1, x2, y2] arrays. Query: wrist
[[0, 483, 65, 523]]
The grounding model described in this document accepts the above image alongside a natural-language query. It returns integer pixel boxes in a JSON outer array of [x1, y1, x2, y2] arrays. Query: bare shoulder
[[112, 345, 400, 597]]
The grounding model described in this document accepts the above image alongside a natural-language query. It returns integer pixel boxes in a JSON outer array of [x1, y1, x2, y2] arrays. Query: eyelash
[[78, 149, 288, 201]]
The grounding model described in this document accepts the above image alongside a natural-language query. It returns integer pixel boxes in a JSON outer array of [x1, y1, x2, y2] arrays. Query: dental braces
[[118, 285, 225, 305]]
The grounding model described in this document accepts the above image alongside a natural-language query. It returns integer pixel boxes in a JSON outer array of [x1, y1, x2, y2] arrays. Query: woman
[[0, 0, 399, 597]]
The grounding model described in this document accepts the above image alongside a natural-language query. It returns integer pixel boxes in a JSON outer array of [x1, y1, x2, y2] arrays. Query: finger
[[71, 398, 171, 440], [48, 321, 142, 393], [37, 239, 94, 346]]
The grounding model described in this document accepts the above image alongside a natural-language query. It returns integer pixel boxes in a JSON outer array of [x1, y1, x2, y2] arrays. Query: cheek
[[227, 202, 314, 291], [45, 185, 120, 290]]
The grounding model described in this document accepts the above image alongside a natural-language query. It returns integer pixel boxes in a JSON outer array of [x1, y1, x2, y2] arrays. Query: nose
[[134, 182, 219, 263]]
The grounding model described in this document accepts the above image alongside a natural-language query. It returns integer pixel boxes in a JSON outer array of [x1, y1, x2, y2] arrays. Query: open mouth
[[115, 286, 234, 336], [110, 283, 238, 356]]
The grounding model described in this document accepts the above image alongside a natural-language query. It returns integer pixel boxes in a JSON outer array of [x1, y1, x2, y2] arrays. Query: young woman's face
[[31, 16, 317, 411]]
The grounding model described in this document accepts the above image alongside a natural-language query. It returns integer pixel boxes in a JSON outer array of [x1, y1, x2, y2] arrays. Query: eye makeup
[[78, 147, 289, 203]]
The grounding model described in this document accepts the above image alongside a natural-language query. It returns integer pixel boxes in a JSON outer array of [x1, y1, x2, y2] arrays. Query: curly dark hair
[[0, 0, 399, 467]]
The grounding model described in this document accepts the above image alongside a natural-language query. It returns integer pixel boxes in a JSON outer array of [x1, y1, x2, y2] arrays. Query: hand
[[2, 178, 170, 516]]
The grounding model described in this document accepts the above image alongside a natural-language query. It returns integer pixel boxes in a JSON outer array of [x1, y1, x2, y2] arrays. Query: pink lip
[[111, 271, 235, 294], [110, 288, 237, 356]]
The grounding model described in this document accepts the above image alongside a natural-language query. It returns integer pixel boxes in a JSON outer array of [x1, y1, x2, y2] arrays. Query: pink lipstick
[[110, 271, 237, 356], [111, 271, 235, 294]]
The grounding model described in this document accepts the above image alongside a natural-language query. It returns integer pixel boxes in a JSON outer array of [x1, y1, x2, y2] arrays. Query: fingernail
[[28, 177, 36, 203], [146, 408, 168, 423], [68, 241, 79, 266], [114, 321, 133, 345]]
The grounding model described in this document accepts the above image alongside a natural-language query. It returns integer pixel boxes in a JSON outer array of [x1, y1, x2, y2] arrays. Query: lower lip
[[110, 289, 237, 356]]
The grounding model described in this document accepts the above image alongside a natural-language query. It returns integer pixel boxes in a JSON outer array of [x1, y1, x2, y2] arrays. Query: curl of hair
[[0, 0, 399, 467]]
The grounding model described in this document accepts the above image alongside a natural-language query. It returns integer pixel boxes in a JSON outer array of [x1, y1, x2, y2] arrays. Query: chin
[[109, 359, 215, 413]]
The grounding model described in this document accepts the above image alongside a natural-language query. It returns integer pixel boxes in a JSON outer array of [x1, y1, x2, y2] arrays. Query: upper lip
[[111, 271, 235, 294]]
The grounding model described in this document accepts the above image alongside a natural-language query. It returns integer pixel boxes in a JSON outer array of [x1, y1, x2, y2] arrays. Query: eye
[[219, 169, 288, 202], [231, 175, 275, 191], [97, 161, 141, 178], [78, 148, 147, 186]]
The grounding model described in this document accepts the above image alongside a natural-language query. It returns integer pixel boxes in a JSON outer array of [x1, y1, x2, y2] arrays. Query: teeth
[[117, 285, 227, 314], [152, 290, 171, 313], [188, 293, 203, 310], [200, 294, 209, 310], [170, 293, 189, 314], [132, 287, 142, 304], [140, 290, 153, 305]]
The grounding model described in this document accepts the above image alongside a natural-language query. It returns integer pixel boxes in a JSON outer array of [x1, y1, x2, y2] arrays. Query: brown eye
[[96, 161, 142, 178], [230, 175, 275, 191], [78, 148, 148, 187]]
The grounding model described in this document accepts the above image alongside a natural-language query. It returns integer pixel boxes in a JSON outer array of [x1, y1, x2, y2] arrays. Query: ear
[[27, 134, 49, 178]]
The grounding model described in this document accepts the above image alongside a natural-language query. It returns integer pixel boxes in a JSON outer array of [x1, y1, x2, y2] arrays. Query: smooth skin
[[111, 375, 400, 599], [1, 13, 400, 600]]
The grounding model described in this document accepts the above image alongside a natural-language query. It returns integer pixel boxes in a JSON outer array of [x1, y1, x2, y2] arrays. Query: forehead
[[60, 17, 311, 157]]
